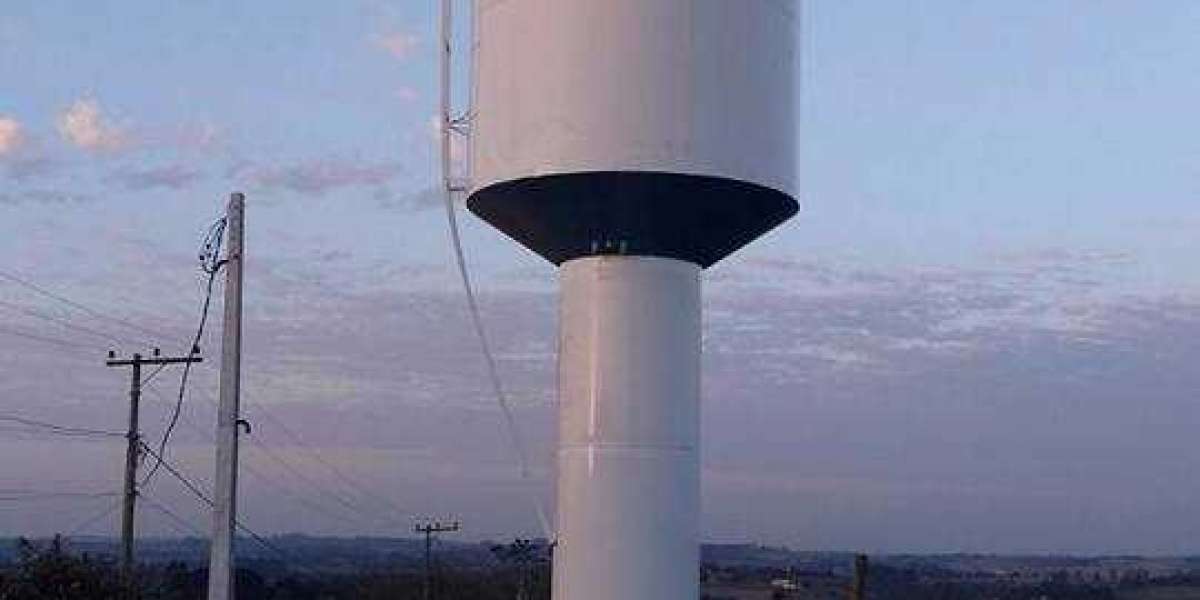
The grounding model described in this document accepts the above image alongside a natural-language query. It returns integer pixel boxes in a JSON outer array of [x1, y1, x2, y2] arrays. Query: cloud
[[374, 186, 444, 212], [56, 98, 130, 151], [154, 122, 223, 151], [3, 235, 1200, 547], [0, 189, 91, 205], [372, 31, 421, 60], [236, 159, 403, 196], [395, 86, 419, 103], [106, 164, 203, 191], [0, 116, 24, 156], [3, 155, 61, 181]]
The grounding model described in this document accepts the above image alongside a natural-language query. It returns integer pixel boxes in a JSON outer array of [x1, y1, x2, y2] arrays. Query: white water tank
[[468, 0, 798, 267], [462, 2, 800, 599]]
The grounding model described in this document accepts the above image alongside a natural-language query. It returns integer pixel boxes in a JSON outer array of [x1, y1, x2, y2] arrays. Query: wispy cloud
[[395, 86, 419, 103], [152, 122, 223, 152], [3, 155, 61, 181], [106, 164, 203, 191], [3, 236, 1198, 547], [0, 189, 90, 205], [235, 159, 403, 196], [372, 31, 421, 60], [56, 98, 130, 152], [0, 116, 24, 156], [374, 186, 443, 212]]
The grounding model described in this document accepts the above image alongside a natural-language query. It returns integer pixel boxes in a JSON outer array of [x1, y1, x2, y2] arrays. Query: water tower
[[465, 1, 797, 598]]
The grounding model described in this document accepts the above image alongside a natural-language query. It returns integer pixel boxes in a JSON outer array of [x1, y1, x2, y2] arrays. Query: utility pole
[[415, 520, 460, 600], [106, 348, 203, 591], [208, 193, 245, 600], [850, 554, 869, 600]]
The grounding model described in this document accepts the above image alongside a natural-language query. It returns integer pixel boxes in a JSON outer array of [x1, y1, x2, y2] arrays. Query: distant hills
[[2, 536, 1197, 578]]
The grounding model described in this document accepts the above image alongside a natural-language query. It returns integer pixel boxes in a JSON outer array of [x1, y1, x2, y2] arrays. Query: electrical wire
[[148, 380, 390, 537], [4, 247, 400, 533], [2, 217, 412, 538], [0, 299, 132, 350], [0, 492, 118, 502], [0, 324, 111, 354], [64, 497, 123, 538], [439, 0, 551, 540], [138, 441, 318, 574], [142, 215, 227, 487], [243, 404, 409, 524], [0, 414, 125, 438], [145, 379, 386, 530], [0, 268, 176, 345], [242, 434, 378, 525], [140, 493, 206, 538], [141, 363, 169, 386], [152, 371, 380, 528]]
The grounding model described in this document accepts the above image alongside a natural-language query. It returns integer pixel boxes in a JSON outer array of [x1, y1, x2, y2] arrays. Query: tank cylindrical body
[[556, 256, 700, 600], [467, 0, 799, 267]]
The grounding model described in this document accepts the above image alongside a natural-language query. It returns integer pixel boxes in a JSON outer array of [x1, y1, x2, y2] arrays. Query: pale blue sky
[[1, 2, 1198, 554]]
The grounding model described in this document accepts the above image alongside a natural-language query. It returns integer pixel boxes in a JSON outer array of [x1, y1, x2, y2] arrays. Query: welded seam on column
[[587, 258, 601, 476], [561, 442, 695, 452]]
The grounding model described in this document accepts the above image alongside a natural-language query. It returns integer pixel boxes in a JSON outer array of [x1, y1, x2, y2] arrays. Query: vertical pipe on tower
[[555, 256, 701, 600]]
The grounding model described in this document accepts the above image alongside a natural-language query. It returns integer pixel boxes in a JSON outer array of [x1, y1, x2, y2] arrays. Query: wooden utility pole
[[850, 554, 869, 600], [106, 349, 202, 590], [415, 520, 460, 600], [208, 193, 245, 600]]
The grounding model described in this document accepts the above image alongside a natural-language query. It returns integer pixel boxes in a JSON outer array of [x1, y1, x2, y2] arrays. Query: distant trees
[[7, 537, 1185, 600], [0, 536, 123, 599], [488, 538, 551, 600]]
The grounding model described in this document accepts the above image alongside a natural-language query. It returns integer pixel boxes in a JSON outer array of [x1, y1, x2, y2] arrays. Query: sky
[[1, 1, 1199, 555]]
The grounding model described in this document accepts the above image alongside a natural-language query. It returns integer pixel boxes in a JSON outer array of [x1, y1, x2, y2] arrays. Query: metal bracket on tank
[[448, 111, 473, 136], [590, 239, 629, 256]]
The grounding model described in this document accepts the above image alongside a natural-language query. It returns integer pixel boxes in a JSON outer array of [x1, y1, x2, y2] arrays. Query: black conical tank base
[[466, 171, 798, 268]]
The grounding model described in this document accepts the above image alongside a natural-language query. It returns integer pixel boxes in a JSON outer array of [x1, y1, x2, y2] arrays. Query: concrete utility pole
[[208, 193, 245, 600], [415, 520, 460, 600], [106, 349, 203, 589]]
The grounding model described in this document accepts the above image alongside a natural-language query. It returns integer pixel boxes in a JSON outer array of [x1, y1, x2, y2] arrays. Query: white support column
[[208, 193, 244, 600], [554, 255, 701, 600]]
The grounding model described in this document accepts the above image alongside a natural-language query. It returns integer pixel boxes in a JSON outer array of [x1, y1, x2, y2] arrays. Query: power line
[[241, 450, 375, 530], [0, 324, 111, 354], [64, 497, 124, 538], [5, 259, 401, 531], [166, 376, 402, 524], [0, 489, 116, 497], [140, 493, 206, 538], [144, 382, 377, 531], [0, 299, 133, 349], [137, 441, 317, 574], [2, 241, 410, 535], [244, 404, 409, 523], [242, 434, 378, 526], [141, 363, 169, 386], [143, 215, 226, 488], [0, 414, 125, 438], [0, 491, 118, 502], [0, 268, 176, 345]]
